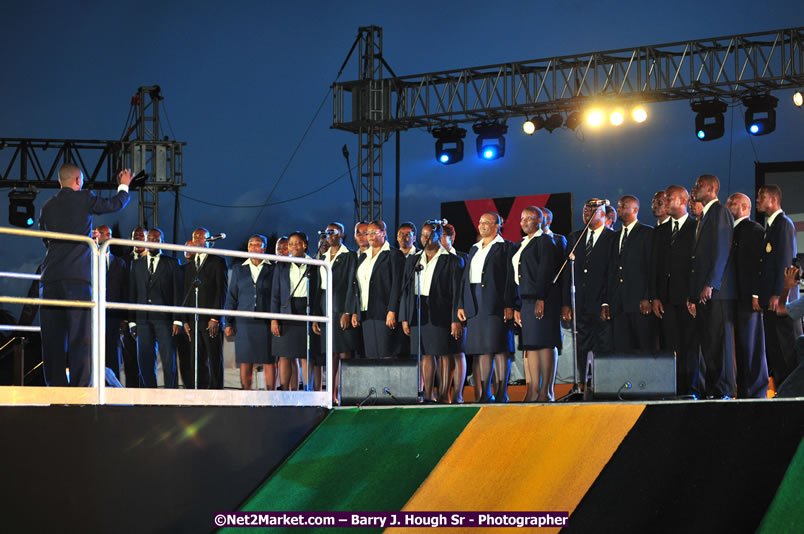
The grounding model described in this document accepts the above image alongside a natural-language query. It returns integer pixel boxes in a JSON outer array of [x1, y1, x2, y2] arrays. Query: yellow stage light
[[632, 106, 648, 123], [610, 110, 625, 126], [586, 109, 604, 127], [794, 91, 803, 108], [523, 119, 536, 135]]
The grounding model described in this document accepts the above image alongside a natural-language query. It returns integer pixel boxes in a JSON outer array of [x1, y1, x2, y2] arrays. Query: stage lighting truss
[[743, 94, 778, 136], [9, 189, 37, 228], [691, 99, 728, 141], [432, 126, 467, 165], [472, 121, 508, 160]]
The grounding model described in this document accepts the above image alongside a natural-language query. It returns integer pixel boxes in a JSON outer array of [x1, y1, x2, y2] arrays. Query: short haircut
[[58, 163, 80, 185], [665, 185, 690, 203], [288, 231, 308, 250], [698, 174, 720, 194], [482, 212, 502, 225], [540, 207, 553, 224], [354, 220, 369, 233], [249, 234, 268, 247], [620, 195, 639, 207], [442, 223, 456, 238], [398, 221, 416, 233], [760, 184, 782, 202], [522, 206, 543, 221], [328, 222, 345, 234], [148, 228, 164, 239], [369, 220, 387, 233]]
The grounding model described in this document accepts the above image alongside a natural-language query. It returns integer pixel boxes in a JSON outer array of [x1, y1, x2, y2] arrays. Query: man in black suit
[[726, 193, 768, 398], [756, 184, 801, 388], [182, 227, 228, 389], [688, 174, 736, 398], [94, 225, 129, 382], [129, 228, 183, 388], [602, 195, 653, 352], [561, 199, 615, 383], [38, 163, 132, 386], [651, 185, 703, 397], [177, 239, 199, 388], [119, 226, 146, 386]]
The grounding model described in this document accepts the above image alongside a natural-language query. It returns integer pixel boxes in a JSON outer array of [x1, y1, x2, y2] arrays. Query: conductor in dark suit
[[602, 195, 654, 352], [129, 228, 183, 388], [561, 200, 616, 383], [651, 185, 703, 397], [756, 184, 801, 388], [726, 193, 768, 398], [94, 225, 129, 382], [38, 163, 132, 386], [687, 174, 736, 398], [182, 227, 229, 389]]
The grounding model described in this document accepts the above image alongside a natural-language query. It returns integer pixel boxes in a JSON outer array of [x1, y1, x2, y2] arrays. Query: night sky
[[1, 1, 802, 310]]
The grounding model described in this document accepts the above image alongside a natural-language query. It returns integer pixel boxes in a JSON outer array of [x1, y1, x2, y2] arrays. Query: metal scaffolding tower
[[332, 27, 804, 215], [1, 86, 185, 240]]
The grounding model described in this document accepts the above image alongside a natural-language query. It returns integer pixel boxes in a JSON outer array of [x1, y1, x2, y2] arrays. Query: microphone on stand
[[585, 199, 610, 208], [205, 233, 227, 242], [426, 218, 449, 226]]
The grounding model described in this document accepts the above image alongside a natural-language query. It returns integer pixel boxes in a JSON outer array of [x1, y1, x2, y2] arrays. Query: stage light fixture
[[586, 109, 604, 127], [794, 91, 803, 108], [691, 100, 727, 141], [565, 112, 582, 131], [609, 109, 625, 126], [743, 94, 778, 136], [544, 114, 563, 133], [632, 106, 648, 123], [472, 121, 508, 160], [523, 118, 535, 135], [432, 126, 467, 165], [9, 190, 37, 228]]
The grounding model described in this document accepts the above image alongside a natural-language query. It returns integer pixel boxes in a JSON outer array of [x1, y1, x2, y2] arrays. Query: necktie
[[671, 220, 679, 246], [196, 255, 201, 272], [585, 231, 594, 255], [620, 227, 629, 254], [149, 257, 155, 276]]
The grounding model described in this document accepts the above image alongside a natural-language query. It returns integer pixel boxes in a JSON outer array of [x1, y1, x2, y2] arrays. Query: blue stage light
[[743, 94, 777, 136], [749, 123, 760, 134], [432, 126, 467, 165], [482, 147, 496, 159], [8, 190, 37, 228], [439, 154, 450, 163], [26, 217, 34, 226], [691, 100, 727, 142], [697, 130, 706, 139], [473, 121, 508, 161]]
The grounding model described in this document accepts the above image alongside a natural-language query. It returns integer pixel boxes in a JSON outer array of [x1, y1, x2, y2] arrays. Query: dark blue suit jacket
[[563, 227, 616, 315], [270, 261, 321, 316], [39, 187, 130, 284], [399, 251, 463, 325], [758, 211, 797, 305], [651, 216, 696, 306], [690, 200, 735, 300], [182, 254, 228, 322], [129, 254, 183, 323], [608, 222, 653, 313], [458, 239, 516, 318], [354, 248, 405, 319], [315, 248, 358, 316], [733, 218, 765, 307], [514, 234, 556, 303], [224, 261, 274, 328]]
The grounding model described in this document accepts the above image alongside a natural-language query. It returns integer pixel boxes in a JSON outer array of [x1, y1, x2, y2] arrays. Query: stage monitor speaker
[[341, 359, 419, 406], [592, 352, 676, 400]]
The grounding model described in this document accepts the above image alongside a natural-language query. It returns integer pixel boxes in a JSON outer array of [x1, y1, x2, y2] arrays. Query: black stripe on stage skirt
[[272, 297, 323, 364]]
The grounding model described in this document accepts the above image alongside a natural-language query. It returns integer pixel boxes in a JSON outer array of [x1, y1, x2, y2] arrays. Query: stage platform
[[2, 395, 802, 533]]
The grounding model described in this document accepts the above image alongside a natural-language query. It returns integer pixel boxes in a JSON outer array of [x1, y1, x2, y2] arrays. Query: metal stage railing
[[0, 226, 334, 408]]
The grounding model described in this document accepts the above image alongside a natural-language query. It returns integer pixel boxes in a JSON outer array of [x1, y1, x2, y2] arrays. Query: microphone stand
[[415, 260, 424, 403], [552, 209, 600, 402], [179, 276, 202, 390]]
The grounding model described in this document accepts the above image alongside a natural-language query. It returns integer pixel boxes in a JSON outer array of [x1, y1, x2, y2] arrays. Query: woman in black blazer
[[271, 231, 322, 390], [513, 207, 559, 402], [351, 220, 405, 358], [312, 222, 359, 403], [457, 212, 516, 402], [400, 221, 464, 403]]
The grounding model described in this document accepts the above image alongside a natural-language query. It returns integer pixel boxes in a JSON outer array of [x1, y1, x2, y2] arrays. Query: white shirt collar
[[241, 258, 269, 267], [767, 209, 783, 227], [733, 215, 748, 228], [326, 243, 350, 262], [473, 234, 505, 249], [672, 213, 689, 227], [621, 220, 638, 232], [369, 241, 391, 258]]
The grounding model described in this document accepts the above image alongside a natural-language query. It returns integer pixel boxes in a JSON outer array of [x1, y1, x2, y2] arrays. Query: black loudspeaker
[[775, 360, 804, 398], [592, 352, 676, 400], [341, 359, 419, 406]]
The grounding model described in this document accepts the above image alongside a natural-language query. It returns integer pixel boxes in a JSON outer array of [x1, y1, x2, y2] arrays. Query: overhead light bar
[[9, 190, 37, 228], [473, 121, 508, 160], [432, 126, 467, 165], [691, 99, 727, 141], [743, 94, 778, 136]]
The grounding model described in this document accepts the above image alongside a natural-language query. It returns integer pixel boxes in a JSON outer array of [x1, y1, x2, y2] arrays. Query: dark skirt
[[464, 285, 515, 355], [272, 298, 322, 363], [318, 315, 359, 354], [518, 297, 561, 350], [234, 318, 274, 364], [408, 296, 451, 356], [361, 315, 405, 359]]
